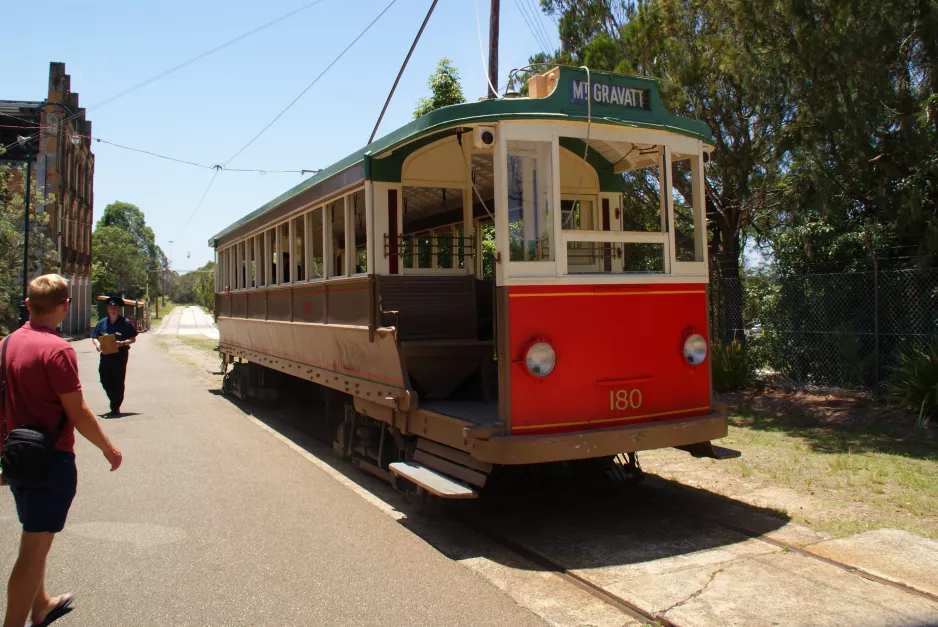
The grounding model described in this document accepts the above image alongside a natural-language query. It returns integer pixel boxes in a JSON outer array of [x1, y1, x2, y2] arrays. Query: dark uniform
[[91, 298, 138, 414]]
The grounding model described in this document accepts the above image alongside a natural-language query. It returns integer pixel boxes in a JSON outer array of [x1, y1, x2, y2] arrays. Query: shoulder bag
[[0, 336, 66, 485]]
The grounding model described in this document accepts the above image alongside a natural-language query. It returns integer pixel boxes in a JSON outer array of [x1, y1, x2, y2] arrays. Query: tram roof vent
[[527, 67, 561, 99]]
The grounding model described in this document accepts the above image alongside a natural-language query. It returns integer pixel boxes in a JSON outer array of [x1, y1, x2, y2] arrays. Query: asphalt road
[[155, 306, 219, 339], [0, 334, 544, 627]]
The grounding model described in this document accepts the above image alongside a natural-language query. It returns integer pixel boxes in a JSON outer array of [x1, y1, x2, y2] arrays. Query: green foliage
[[0, 162, 57, 334], [92, 202, 163, 301], [889, 341, 938, 428], [171, 261, 215, 311], [414, 58, 466, 119], [711, 341, 755, 392]]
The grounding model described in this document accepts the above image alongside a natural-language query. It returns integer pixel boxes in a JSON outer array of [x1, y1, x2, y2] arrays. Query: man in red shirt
[[1, 275, 122, 627]]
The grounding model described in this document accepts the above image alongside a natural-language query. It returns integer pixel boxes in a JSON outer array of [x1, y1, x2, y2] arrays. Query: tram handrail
[[560, 230, 667, 245]]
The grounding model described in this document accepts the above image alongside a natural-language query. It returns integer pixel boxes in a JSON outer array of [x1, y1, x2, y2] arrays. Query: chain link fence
[[710, 268, 938, 390]]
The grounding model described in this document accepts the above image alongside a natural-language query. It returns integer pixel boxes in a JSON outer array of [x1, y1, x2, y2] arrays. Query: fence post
[[862, 234, 880, 397]]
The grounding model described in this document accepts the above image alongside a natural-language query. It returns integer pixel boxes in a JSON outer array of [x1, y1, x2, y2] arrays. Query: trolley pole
[[488, 0, 500, 99]]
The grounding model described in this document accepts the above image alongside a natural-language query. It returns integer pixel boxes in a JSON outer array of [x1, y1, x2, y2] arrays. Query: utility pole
[[488, 0, 500, 99]]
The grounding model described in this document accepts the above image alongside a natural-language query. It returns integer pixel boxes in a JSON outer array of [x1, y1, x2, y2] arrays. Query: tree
[[92, 202, 164, 301], [0, 161, 57, 335], [414, 58, 466, 118], [96, 201, 167, 298]]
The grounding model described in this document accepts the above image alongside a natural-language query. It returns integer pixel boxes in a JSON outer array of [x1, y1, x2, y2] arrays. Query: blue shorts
[[10, 451, 77, 533]]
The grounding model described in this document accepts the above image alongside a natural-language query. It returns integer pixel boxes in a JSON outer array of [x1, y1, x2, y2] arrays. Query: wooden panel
[[377, 275, 476, 340], [247, 291, 266, 320], [267, 288, 291, 321], [413, 450, 488, 487], [231, 293, 248, 318], [327, 278, 371, 325], [292, 284, 326, 323], [389, 462, 478, 498], [215, 294, 227, 318]]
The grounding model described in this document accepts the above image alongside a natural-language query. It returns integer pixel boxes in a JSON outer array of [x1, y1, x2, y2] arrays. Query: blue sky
[[1, 0, 557, 272]]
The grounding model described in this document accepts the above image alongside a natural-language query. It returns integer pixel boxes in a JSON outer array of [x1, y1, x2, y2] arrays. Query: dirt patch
[[156, 336, 223, 387], [641, 388, 938, 540]]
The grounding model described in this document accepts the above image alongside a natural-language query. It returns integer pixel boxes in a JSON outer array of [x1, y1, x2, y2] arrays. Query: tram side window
[[309, 207, 324, 278], [268, 229, 278, 286], [247, 238, 256, 288], [352, 190, 366, 274], [507, 140, 553, 262], [240, 241, 248, 289], [256, 234, 266, 287], [329, 199, 346, 278], [278, 223, 290, 283], [292, 215, 305, 282], [401, 186, 466, 271], [620, 149, 667, 273], [671, 156, 702, 262]]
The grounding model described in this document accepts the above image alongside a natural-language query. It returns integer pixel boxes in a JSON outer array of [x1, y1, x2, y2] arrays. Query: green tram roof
[[209, 67, 712, 248]]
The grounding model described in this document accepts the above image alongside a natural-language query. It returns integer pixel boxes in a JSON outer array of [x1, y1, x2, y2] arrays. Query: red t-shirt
[[1, 322, 80, 452]]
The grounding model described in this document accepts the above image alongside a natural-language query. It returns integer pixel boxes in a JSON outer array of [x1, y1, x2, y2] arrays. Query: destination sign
[[569, 79, 650, 110]]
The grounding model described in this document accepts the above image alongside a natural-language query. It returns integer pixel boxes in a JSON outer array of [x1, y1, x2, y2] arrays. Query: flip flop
[[34, 594, 74, 627]]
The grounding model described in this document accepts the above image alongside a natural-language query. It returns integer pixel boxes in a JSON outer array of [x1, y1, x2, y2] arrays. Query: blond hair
[[27, 274, 69, 315]]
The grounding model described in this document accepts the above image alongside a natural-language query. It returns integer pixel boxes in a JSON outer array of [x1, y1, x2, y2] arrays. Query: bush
[[888, 341, 938, 428], [711, 340, 755, 392]]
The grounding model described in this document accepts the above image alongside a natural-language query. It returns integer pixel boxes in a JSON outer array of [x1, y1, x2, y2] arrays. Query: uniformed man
[[90, 296, 138, 416]]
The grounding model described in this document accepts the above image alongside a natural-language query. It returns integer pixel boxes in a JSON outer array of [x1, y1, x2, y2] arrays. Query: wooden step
[[389, 462, 478, 499]]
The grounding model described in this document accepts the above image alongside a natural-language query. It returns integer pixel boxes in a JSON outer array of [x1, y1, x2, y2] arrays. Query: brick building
[[0, 62, 94, 336]]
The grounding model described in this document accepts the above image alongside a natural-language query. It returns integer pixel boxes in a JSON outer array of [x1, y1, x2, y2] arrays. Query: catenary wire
[[511, 0, 550, 55], [224, 0, 399, 165], [1, 0, 329, 154], [524, 0, 555, 52], [177, 166, 222, 238]]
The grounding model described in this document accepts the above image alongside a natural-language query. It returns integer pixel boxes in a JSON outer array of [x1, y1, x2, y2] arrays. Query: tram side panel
[[507, 283, 711, 435]]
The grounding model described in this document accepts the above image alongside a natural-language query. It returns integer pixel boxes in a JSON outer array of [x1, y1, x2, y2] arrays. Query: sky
[[1, 0, 558, 273]]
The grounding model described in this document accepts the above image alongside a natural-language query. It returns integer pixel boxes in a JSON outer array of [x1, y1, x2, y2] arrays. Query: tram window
[[329, 199, 346, 278], [561, 199, 597, 268], [292, 215, 305, 282], [247, 238, 256, 288], [565, 241, 665, 274], [240, 241, 248, 289], [621, 161, 664, 233], [671, 157, 701, 262], [455, 226, 465, 269], [309, 207, 324, 279], [401, 187, 466, 271], [351, 190, 366, 274], [278, 223, 290, 283], [256, 234, 266, 287], [268, 229, 278, 286], [507, 141, 553, 262]]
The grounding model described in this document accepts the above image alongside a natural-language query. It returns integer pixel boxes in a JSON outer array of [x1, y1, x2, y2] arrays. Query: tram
[[211, 67, 739, 498]]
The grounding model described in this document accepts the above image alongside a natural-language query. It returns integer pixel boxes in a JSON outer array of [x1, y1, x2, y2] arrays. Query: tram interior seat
[[376, 275, 495, 400]]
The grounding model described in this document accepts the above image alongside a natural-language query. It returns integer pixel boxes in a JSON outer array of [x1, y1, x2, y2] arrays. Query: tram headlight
[[525, 342, 556, 377], [683, 333, 708, 366]]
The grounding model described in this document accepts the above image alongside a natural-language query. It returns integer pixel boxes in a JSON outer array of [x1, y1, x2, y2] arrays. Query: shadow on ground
[[724, 388, 937, 461], [211, 387, 792, 574]]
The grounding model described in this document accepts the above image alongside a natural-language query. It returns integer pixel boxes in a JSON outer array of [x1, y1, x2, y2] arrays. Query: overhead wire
[[224, 0, 399, 165], [525, 0, 555, 52], [1, 0, 329, 154], [177, 166, 222, 238], [511, 0, 550, 55]]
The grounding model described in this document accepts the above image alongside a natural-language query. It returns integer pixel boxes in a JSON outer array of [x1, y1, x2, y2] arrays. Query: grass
[[150, 301, 177, 322], [179, 336, 218, 353], [709, 407, 938, 539]]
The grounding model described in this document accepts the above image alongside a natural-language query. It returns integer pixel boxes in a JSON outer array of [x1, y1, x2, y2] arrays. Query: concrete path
[[0, 335, 543, 626], [155, 305, 219, 339]]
